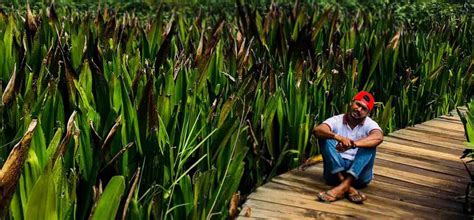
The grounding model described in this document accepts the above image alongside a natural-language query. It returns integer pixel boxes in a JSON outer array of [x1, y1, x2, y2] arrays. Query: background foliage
[[0, 1, 472, 219]]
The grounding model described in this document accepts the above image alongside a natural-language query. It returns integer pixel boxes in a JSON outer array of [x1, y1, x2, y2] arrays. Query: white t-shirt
[[322, 114, 382, 160]]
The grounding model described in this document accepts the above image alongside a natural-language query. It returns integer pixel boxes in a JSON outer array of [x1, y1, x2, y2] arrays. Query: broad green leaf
[[179, 175, 193, 216], [46, 128, 63, 163], [25, 166, 58, 220], [90, 176, 126, 220]]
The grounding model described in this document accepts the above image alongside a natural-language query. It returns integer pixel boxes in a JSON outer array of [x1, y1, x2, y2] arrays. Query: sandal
[[346, 190, 367, 204], [316, 191, 343, 203]]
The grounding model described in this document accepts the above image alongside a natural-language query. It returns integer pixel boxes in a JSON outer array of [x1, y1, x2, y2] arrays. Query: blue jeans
[[319, 139, 376, 189]]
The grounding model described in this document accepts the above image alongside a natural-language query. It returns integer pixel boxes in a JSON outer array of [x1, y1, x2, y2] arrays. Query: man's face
[[349, 100, 370, 119]]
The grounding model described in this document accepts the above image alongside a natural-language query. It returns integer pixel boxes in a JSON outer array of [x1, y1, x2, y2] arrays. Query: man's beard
[[350, 110, 365, 120]]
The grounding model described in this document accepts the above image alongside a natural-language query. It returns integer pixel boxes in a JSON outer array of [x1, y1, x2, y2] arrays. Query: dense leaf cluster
[[0, 1, 472, 219]]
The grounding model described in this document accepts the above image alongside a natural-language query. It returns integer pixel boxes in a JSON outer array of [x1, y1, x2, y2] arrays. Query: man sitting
[[312, 91, 384, 203]]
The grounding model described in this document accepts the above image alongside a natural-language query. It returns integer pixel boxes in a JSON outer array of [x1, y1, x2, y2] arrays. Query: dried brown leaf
[[101, 115, 122, 151], [100, 142, 134, 173], [387, 31, 401, 49], [2, 66, 17, 106], [0, 119, 38, 214], [48, 3, 58, 24], [53, 111, 77, 163], [228, 191, 240, 219], [299, 154, 323, 171], [26, 4, 38, 37], [154, 17, 175, 73], [244, 207, 252, 217], [122, 167, 141, 220]]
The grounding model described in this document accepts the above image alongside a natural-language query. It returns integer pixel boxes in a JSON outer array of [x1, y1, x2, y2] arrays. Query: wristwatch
[[351, 142, 357, 149]]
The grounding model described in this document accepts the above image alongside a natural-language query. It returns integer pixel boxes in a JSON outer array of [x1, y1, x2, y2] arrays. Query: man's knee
[[318, 139, 337, 148], [351, 147, 376, 166], [355, 147, 376, 156]]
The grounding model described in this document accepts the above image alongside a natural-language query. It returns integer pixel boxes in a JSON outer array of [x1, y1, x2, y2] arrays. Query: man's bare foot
[[316, 183, 349, 203], [346, 187, 367, 204], [316, 190, 341, 203], [326, 184, 347, 200]]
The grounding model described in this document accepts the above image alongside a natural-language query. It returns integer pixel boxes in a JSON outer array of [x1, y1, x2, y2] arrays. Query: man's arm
[[353, 129, 383, 148], [312, 124, 352, 148]]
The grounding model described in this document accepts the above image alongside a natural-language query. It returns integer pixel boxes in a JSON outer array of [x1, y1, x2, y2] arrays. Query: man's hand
[[334, 134, 352, 147], [334, 134, 355, 152], [336, 141, 355, 152]]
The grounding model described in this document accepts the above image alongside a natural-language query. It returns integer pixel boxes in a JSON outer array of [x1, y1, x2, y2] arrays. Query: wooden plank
[[237, 216, 262, 220], [374, 173, 463, 199], [298, 164, 463, 201], [437, 113, 463, 120], [377, 139, 465, 171], [407, 126, 466, 140], [240, 199, 348, 219], [376, 152, 467, 178], [392, 129, 465, 146], [395, 128, 466, 143], [375, 159, 467, 185], [274, 168, 464, 213], [378, 147, 465, 171], [438, 115, 463, 122], [414, 123, 466, 136], [455, 107, 468, 112], [383, 136, 463, 155], [259, 181, 422, 218], [440, 114, 462, 119], [238, 207, 330, 219], [247, 184, 394, 218], [261, 180, 464, 218], [432, 118, 463, 125], [382, 136, 463, 156], [387, 133, 464, 152], [373, 166, 464, 194], [424, 119, 464, 130], [271, 177, 464, 214], [364, 179, 464, 213], [385, 134, 464, 152], [420, 119, 464, 129], [379, 141, 462, 163], [271, 177, 465, 215]]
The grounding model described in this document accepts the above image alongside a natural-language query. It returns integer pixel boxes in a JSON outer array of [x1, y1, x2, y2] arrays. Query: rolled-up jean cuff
[[331, 167, 345, 175], [346, 170, 359, 180]]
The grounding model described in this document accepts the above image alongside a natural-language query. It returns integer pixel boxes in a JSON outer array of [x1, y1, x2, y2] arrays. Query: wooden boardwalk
[[239, 112, 470, 219]]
